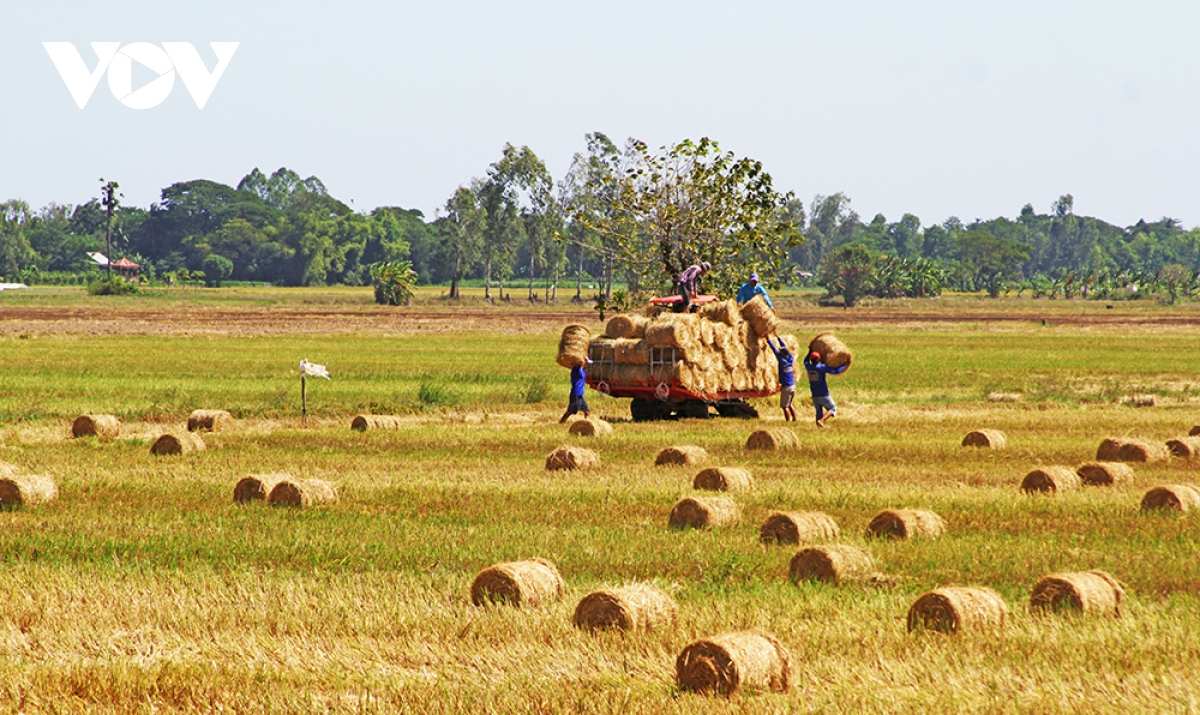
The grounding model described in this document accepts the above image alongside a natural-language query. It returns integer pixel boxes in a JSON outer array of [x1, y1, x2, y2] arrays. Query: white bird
[[300, 359, 331, 379]]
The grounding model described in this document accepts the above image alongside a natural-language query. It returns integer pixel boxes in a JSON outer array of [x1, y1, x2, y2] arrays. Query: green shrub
[[86, 277, 139, 296], [517, 377, 552, 404], [418, 380, 461, 407]]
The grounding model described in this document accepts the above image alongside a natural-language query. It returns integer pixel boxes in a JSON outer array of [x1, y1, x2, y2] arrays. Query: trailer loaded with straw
[[558, 296, 801, 421]]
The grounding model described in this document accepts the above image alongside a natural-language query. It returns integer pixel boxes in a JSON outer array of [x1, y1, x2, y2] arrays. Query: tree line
[[3, 137, 1200, 304]]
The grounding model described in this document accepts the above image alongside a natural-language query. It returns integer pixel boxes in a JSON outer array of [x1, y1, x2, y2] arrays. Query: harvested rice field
[[1, 287, 1199, 713]]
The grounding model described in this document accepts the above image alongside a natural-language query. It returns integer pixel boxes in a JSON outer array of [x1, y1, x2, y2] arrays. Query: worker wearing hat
[[676, 261, 710, 313], [736, 272, 774, 308]]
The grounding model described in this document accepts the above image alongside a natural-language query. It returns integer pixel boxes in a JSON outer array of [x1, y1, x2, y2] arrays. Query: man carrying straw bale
[[736, 273, 774, 309], [675, 261, 710, 313], [766, 335, 797, 421], [559, 357, 592, 424], [803, 350, 849, 427]]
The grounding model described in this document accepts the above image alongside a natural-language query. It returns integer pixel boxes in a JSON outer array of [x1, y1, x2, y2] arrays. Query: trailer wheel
[[679, 400, 711, 419], [630, 398, 659, 422], [716, 400, 759, 419]]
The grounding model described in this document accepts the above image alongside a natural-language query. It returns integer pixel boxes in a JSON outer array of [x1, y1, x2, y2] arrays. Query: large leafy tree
[[559, 132, 624, 300], [582, 137, 800, 298], [956, 230, 1031, 297], [435, 185, 486, 299], [819, 242, 876, 307]]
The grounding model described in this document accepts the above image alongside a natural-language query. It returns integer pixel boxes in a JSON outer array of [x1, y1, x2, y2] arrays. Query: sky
[[3, 1, 1200, 229]]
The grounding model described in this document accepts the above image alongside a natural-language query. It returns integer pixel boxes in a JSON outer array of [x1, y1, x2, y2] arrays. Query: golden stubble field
[[1, 288, 1199, 714]]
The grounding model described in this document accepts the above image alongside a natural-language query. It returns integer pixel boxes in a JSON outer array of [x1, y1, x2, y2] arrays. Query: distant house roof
[[87, 252, 109, 266], [111, 258, 140, 269]]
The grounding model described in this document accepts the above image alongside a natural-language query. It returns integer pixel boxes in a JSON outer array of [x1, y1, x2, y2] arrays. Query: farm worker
[[736, 273, 774, 309], [765, 335, 796, 421], [559, 358, 593, 423], [675, 261, 711, 313], [803, 351, 849, 428]]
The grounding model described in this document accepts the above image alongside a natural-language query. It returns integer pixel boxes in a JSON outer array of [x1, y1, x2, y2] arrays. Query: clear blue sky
[[4, 1, 1200, 228]]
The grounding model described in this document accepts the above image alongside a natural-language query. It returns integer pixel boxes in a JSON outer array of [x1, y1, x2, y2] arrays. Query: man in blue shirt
[[804, 351, 849, 427], [736, 273, 774, 309], [559, 358, 592, 423], [765, 335, 796, 421]]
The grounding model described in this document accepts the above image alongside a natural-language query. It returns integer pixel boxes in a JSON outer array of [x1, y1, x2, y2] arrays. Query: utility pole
[[99, 178, 120, 278]]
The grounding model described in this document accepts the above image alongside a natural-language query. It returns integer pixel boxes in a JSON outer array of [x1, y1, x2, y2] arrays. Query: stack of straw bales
[[151, 432, 205, 456], [1140, 484, 1200, 512], [568, 418, 612, 437], [1030, 571, 1124, 617], [546, 446, 600, 471], [962, 430, 1006, 448], [907, 587, 1007, 633], [760, 512, 839, 545], [573, 583, 678, 632], [268, 478, 338, 508], [471, 558, 563, 607], [585, 304, 800, 397], [351, 415, 404, 431], [669, 496, 741, 529], [187, 409, 234, 432], [865, 509, 946, 540], [0, 464, 57, 508], [675, 630, 791, 696], [693, 467, 754, 492], [655, 445, 708, 466], [72, 414, 120, 439]]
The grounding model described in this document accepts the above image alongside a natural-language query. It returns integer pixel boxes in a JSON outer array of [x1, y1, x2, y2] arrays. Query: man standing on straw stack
[[560, 358, 593, 423], [765, 335, 796, 422], [803, 351, 849, 427], [736, 273, 774, 309], [675, 261, 710, 313]]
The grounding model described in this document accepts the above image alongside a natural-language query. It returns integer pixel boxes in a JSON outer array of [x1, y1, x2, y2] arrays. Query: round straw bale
[[807, 332, 852, 369], [655, 445, 708, 466], [470, 558, 563, 607], [545, 446, 600, 471], [0, 462, 17, 477], [351, 414, 404, 431], [150, 431, 205, 456], [0, 474, 58, 508], [1096, 438, 1125, 461], [1115, 439, 1170, 463], [606, 313, 648, 339], [233, 473, 290, 504], [789, 545, 875, 585], [699, 299, 742, 327], [907, 587, 1007, 633], [557, 325, 591, 369], [1076, 461, 1134, 487], [1122, 394, 1156, 408], [187, 409, 234, 433], [1166, 436, 1200, 458], [1140, 484, 1200, 513], [745, 429, 799, 451], [1030, 571, 1125, 617], [71, 414, 120, 439], [675, 630, 791, 696], [668, 496, 741, 530], [1190, 425, 1200, 437], [760, 511, 839, 545], [739, 295, 779, 337], [644, 314, 699, 349], [1020, 466, 1081, 494], [865, 509, 946, 539], [568, 418, 613, 437], [267, 478, 338, 508], [962, 429, 1006, 448], [693, 467, 754, 492], [611, 338, 651, 365], [573, 583, 678, 632]]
